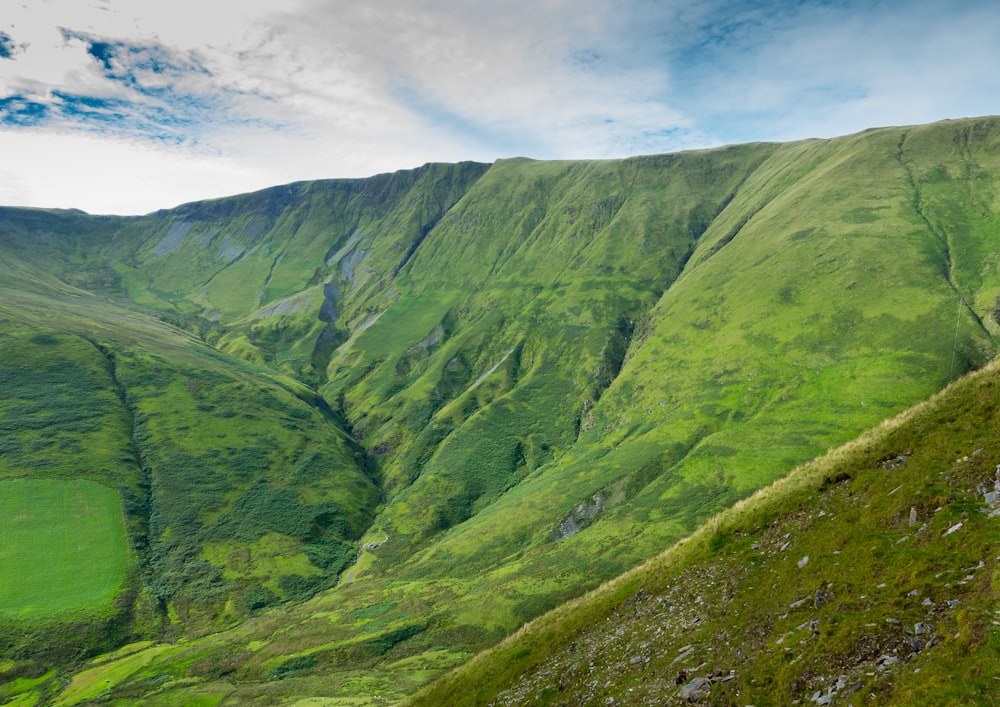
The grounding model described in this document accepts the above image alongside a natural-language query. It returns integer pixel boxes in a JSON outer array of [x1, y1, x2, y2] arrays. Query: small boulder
[[678, 677, 712, 702], [814, 589, 833, 609]]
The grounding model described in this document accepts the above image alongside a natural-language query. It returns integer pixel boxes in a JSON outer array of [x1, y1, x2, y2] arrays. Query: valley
[[1, 116, 999, 705]]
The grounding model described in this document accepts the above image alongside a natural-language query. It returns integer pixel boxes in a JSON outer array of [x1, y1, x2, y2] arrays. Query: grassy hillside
[[0, 478, 129, 617], [0, 286, 380, 678], [1, 117, 999, 704], [413, 354, 1000, 706]]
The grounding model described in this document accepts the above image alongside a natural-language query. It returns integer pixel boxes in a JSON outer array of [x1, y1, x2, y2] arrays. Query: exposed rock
[[556, 493, 607, 539], [879, 453, 910, 470], [409, 324, 444, 351], [319, 279, 339, 322], [810, 690, 833, 705], [152, 219, 192, 255], [340, 247, 370, 283], [814, 589, 834, 609], [876, 655, 899, 670], [843, 679, 864, 695], [678, 677, 711, 702], [671, 645, 696, 665]]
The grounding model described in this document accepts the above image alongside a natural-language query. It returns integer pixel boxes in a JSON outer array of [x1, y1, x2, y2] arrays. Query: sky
[[1, 0, 998, 215]]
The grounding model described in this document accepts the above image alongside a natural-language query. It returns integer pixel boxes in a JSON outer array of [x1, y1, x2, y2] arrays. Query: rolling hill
[[1, 116, 999, 705]]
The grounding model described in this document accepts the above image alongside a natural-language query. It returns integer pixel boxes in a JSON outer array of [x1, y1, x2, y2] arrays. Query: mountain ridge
[[1, 115, 999, 704]]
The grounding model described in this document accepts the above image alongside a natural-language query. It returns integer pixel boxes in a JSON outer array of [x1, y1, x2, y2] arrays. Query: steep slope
[[412, 355, 1000, 706], [0, 161, 491, 383], [0, 284, 380, 666], [1, 117, 1000, 705], [330, 146, 777, 557]]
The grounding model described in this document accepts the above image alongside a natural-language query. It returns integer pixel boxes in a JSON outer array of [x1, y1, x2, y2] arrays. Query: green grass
[[412, 355, 1000, 706], [0, 328, 139, 486], [0, 479, 130, 617], [201, 532, 321, 592], [51, 643, 173, 707], [0, 289, 380, 632], [2, 117, 1000, 705]]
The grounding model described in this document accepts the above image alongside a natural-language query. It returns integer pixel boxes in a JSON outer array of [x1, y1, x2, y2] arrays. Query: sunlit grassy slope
[[0, 478, 129, 617], [412, 355, 1000, 706], [1, 117, 999, 704], [0, 286, 380, 670]]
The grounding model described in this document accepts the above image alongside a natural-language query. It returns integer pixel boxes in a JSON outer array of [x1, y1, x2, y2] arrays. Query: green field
[[0, 479, 129, 617]]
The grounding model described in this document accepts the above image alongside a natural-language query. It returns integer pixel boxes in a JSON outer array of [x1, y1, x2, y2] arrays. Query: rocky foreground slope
[[414, 357, 1000, 705]]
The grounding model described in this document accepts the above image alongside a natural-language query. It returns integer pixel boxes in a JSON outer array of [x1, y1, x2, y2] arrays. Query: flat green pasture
[[0, 479, 129, 617]]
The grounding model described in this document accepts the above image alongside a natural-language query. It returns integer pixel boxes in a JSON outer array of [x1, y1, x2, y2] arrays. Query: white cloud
[[0, 130, 276, 214], [0, 0, 998, 213]]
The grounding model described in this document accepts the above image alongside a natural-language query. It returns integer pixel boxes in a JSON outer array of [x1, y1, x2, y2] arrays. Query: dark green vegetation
[[0, 117, 999, 704]]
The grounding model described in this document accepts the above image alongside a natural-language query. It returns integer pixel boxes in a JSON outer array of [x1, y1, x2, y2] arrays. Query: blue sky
[[1, 0, 998, 214]]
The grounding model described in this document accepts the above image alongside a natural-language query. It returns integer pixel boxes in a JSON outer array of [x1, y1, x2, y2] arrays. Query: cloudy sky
[[1, 0, 998, 215]]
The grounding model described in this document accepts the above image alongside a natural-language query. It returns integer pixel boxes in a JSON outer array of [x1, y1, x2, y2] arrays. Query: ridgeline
[[1, 116, 999, 705]]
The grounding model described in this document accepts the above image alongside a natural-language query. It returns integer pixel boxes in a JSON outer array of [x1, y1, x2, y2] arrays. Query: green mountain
[[1, 116, 999, 705], [413, 353, 1000, 706]]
